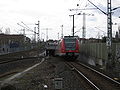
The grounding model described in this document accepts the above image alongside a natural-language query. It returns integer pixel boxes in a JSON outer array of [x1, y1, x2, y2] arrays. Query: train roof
[[64, 36, 79, 39]]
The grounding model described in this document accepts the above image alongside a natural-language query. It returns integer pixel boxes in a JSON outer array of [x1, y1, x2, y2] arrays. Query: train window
[[65, 43, 76, 50], [64, 39, 76, 50], [64, 39, 76, 43]]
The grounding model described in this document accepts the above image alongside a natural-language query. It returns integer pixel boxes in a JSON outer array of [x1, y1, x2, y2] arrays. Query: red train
[[55, 36, 80, 59]]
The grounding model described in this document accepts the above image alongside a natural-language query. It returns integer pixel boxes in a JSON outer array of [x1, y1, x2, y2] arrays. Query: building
[[0, 34, 31, 54]]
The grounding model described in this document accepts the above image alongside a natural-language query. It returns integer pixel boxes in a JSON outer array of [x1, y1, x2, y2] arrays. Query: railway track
[[0, 58, 45, 86], [0, 57, 40, 64], [0, 51, 46, 81], [66, 61, 120, 90], [0, 57, 43, 79], [0, 50, 46, 64]]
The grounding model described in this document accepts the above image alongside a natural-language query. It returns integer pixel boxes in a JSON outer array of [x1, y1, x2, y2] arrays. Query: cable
[[87, 0, 107, 15]]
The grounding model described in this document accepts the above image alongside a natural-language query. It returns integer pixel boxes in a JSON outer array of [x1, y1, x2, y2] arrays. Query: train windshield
[[64, 38, 76, 50]]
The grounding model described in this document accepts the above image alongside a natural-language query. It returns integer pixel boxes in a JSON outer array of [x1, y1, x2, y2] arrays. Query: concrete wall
[[80, 43, 120, 66]]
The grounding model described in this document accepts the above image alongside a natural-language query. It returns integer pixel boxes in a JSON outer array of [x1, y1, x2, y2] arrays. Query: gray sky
[[0, 0, 120, 40]]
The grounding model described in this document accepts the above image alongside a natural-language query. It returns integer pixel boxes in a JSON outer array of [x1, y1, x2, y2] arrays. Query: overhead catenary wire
[[17, 22, 38, 42], [87, 0, 107, 15]]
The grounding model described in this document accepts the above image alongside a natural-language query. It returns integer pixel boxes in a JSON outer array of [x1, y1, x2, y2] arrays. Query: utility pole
[[34, 27, 36, 43], [23, 28, 25, 36], [86, 0, 113, 68], [77, 0, 120, 69], [82, 13, 86, 38], [46, 28, 48, 41], [73, 15, 74, 36], [58, 32, 59, 40], [69, 15, 75, 36], [77, 12, 94, 38], [106, 0, 113, 68], [69, 10, 93, 38], [23, 28, 26, 42], [0, 27, 3, 33], [18, 22, 38, 42], [41, 28, 52, 41], [17, 23, 26, 36], [87, 0, 120, 68], [61, 25, 64, 38], [35, 21, 40, 42]]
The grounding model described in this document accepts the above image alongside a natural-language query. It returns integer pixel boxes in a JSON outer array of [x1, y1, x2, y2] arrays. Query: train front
[[61, 36, 80, 59]]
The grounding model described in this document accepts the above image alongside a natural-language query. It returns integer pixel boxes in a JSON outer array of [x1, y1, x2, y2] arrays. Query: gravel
[[0, 56, 85, 90]]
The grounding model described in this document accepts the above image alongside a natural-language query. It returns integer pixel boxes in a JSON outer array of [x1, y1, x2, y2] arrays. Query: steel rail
[[79, 62, 120, 85], [0, 57, 39, 64], [67, 62, 100, 90], [1, 58, 45, 85], [0, 51, 46, 64]]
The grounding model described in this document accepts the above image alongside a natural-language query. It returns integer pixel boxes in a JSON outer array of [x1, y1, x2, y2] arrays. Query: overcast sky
[[0, 0, 120, 40]]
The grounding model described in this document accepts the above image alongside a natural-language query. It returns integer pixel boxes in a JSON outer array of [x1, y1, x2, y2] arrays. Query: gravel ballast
[[0, 56, 84, 90]]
